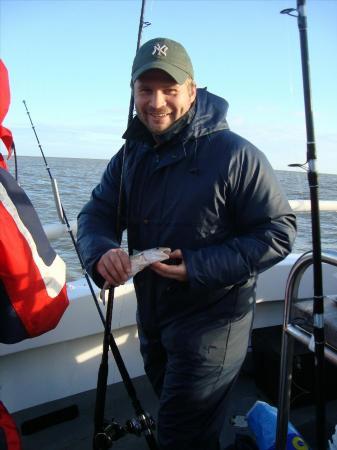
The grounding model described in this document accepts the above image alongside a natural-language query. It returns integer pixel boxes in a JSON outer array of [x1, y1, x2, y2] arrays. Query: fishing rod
[[22, 31, 157, 449], [278, 2, 326, 449], [23, 100, 157, 448], [93, 1, 156, 448], [23, 100, 65, 223], [12, 144, 18, 181], [22, 110, 157, 450]]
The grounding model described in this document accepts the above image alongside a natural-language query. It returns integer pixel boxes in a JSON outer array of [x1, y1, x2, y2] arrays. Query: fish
[[130, 247, 171, 276], [100, 247, 171, 302]]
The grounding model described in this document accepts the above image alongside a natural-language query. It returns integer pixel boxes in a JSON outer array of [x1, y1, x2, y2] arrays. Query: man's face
[[133, 69, 196, 135]]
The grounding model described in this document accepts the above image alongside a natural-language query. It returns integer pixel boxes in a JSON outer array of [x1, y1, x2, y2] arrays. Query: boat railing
[[289, 199, 337, 212], [43, 200, 337, 241], [275, 250, 337, 449]]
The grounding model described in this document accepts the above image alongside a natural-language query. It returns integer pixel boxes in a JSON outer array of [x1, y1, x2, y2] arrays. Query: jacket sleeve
[[77, 148, 125, 287], [182, 142, 297, 292]]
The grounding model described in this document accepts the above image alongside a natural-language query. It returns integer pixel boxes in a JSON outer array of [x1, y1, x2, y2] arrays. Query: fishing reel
[[94, 412, 156, 449]]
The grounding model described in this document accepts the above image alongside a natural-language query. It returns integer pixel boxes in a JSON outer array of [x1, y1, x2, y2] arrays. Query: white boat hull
[[1, 252, 337, 413]]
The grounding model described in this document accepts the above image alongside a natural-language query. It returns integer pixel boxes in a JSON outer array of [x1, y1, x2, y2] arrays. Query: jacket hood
[[123, 88, 229, 144], [187, 88, 229, 139]]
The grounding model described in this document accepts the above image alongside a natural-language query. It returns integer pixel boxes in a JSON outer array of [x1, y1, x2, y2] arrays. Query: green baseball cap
[[131, 37, 194, 85]]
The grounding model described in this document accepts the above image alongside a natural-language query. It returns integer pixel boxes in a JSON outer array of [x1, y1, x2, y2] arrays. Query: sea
[[7, 155, 337, 281]]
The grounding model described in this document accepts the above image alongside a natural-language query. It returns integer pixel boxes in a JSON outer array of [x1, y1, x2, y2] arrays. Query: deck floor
[[13, 355, 337, 449]]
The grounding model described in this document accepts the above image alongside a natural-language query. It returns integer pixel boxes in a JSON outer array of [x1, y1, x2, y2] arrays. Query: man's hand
[[96, 248, 131, 287], [150, 249, 188, 282]]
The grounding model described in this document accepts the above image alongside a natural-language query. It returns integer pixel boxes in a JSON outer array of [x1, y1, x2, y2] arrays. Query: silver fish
[[100, 247, 171, 302], [130, 247, 171, 276]]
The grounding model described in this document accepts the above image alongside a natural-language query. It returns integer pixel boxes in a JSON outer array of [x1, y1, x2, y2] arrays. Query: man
[[77, 37, 296, 450]]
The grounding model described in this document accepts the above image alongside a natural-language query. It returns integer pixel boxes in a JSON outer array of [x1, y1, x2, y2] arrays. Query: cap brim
[[132, 61, 189, 85]]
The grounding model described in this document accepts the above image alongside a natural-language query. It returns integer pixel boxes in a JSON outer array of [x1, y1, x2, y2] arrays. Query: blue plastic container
[[246, 401, 310, 450]]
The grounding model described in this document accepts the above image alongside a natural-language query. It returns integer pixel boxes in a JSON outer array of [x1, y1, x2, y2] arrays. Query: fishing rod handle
[[51, 178, 65, 223], [94, 361, 109, 434], [144, 431, 159, 450], [94, 289, 115, 439]]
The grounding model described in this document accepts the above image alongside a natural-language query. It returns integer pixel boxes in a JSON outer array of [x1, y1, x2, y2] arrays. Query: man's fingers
[[115, 249, 132, 274], [151, 259, 187, 281], [98, 257, 124, 286], [99, 263, 121, 286], [169, 249, 183, 259], [150, 262, 177, 279], [106, 251, 129, 281], [96, 248, 131, 285], [150, 248, 187, 281]]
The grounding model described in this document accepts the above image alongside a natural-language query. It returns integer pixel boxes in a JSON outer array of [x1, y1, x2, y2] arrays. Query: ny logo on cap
[[152, 43, 168, 57]]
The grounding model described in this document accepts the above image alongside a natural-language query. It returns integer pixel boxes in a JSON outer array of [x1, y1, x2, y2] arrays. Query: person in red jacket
[[0, 59, 15, 171]]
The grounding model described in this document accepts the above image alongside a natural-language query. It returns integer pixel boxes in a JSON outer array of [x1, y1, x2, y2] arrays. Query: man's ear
[[190, 83, 197, 103]]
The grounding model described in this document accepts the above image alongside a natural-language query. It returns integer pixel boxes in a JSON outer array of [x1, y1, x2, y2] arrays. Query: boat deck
[[13, 352, 337, 449]]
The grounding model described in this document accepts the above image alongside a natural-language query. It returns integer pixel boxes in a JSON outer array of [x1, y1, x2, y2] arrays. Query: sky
[[1, 0, 336, 174]]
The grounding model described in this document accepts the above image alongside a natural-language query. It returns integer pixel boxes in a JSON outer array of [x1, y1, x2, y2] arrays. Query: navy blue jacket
[[77, 89, 296, 332]]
